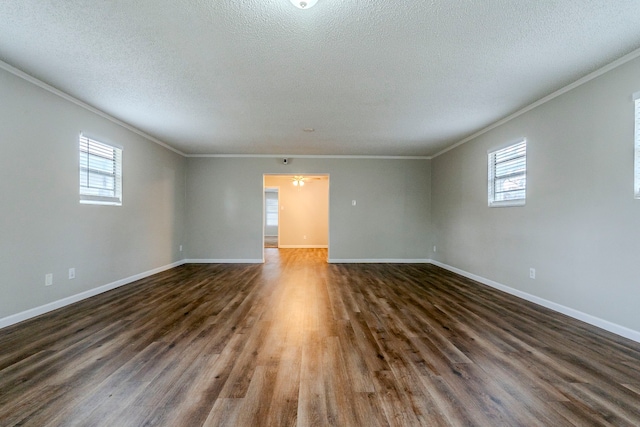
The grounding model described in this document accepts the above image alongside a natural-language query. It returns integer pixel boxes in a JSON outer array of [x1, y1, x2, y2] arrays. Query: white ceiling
[[1, 1, 640, 157]]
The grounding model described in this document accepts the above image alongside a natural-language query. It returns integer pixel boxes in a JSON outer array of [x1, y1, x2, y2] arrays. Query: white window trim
[[634, 92, 640, 199], [488, 138, 527, 208], [79, 134, 123, 206]]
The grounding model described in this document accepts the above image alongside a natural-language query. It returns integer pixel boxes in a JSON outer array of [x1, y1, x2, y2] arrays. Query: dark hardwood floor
[[1, 248, 640, 426]]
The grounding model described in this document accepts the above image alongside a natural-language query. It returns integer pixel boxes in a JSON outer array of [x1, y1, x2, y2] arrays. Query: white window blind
[[79, 135, 122, 205], [488, 139, 527, 207], [635, 96, 640, 199]]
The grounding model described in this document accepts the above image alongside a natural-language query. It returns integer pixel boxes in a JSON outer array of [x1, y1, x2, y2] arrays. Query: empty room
[[1, 1, 640, 426]]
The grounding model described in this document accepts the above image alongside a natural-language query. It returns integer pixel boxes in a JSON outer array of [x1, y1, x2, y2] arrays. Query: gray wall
[[432, 56, 640, 333], [0, 67, 186, 320], [12, 48, 638, 339], [186, 157, 432, 261]]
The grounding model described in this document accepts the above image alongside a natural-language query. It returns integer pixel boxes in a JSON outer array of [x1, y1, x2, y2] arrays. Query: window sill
[[488, 200, 526, 208], [80, 199, 122, 206]]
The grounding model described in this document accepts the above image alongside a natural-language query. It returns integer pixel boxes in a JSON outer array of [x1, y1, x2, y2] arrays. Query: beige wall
[[264, 175, 329, 247]]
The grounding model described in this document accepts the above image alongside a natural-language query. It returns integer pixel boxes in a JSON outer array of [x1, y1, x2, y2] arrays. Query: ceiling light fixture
[[292, 176, 305, 187], [290, 0, 318, 9]]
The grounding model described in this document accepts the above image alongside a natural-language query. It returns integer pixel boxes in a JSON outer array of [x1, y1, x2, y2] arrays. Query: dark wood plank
[[0, 248, 639, 426]]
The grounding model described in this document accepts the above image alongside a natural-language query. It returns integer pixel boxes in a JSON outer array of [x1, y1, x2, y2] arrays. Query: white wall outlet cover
[[352, 200, 356, 206], [68, 268, 76, 279], [45, 273, 53, 286]]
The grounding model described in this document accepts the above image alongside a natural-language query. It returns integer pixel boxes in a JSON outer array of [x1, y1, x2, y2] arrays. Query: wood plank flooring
[[1, 248, 640, 426]]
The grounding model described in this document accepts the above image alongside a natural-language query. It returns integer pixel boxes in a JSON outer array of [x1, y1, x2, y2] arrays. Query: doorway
[[263, 174, 330, 260]]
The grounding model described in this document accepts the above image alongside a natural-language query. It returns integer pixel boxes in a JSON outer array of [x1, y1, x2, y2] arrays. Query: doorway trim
[[262, 173, 330, 262]]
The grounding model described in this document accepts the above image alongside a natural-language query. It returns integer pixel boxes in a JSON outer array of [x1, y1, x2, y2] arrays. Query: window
[[265, 196, 278, 226], [79, 134, 122, 205], [488, 139, 526, 207], [635, 94, 640, 199]]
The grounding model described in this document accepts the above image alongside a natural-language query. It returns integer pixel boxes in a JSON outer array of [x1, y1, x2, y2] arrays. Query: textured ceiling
[[1, 1, 640, 156]]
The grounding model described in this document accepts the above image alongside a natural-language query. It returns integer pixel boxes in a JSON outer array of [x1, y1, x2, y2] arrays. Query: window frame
[[634, 92, 640, 199], [265, 195, 279, 227], [79, 134, 123, 206], [488, 138, 527, 208]]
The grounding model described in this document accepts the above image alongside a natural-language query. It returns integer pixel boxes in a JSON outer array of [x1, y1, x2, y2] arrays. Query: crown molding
[[432, 46, 640, 159], [0, 60, 186, 157], [186, 153, 431, 159], [10, 43, 639, 162]]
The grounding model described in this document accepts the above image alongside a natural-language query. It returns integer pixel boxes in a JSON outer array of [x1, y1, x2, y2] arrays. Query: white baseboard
[[0, 259, 186, 329], [278, 245, 328, 249], [329, 258, 430, 264], [429, 260, 640, 344], [185, 259, 264, 264], [6, 257, 636, 344]]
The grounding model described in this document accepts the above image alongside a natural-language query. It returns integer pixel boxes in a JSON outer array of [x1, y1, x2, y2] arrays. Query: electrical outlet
[[352, 200, 356, 206], [433, 246, 437, 252], [45, 273, 53, 286], [529, 268, 536, 279], [68, 268, 75, 280], [303, 235, 307, 240], [179, 245, 183, 252]]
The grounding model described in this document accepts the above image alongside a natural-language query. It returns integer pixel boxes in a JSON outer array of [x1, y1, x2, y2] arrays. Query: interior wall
[[0, 67, 187, 321], [186, 157, 432, 261], [431, 56, 640, 334], [264, 175, 328, 247]]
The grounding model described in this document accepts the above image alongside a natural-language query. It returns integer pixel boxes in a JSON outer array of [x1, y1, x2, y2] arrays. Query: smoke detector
[[290, 0, 318, 9]]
